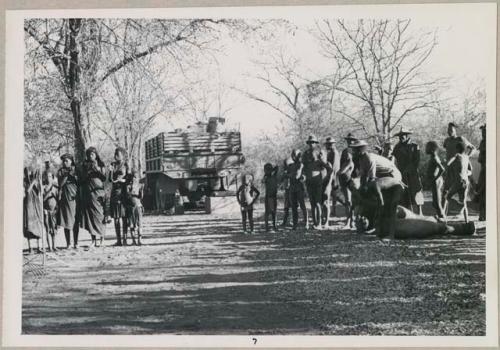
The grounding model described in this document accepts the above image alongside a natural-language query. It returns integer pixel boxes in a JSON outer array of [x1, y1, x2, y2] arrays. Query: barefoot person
[[80, 147, 107, 247], [126, 170, 144, 246], [43, 172, 58, 251], [289, 150, 309, 230], [109, 147, 130, 246], [263, 163, 279, 232], [236, 174, 260, 234], [23, 167, 44, 253], [57, 153, 79, 249], [443, 142, 471, 223], [425, 141, 446, 221]]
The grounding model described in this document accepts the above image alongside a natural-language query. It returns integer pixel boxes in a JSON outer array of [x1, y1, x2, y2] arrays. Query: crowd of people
[[23, 122, 486, 250], [23, 147, 144, 252], [238, 122, 486, 239]]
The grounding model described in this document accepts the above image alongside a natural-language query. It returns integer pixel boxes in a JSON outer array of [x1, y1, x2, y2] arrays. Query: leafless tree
[[24, 18, 234, 164], [315, 19, 447, 142]]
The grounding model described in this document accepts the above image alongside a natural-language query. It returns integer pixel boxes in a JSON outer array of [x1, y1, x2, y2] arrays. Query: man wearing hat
[[443, 122, 474, 162], [322, 137, 340, 228], [303, 135, 330, 229], [337, 133, 358, 227], [350, 140, 403, 238], [392, 126, 423, 213], [477, 124, 486, 221]]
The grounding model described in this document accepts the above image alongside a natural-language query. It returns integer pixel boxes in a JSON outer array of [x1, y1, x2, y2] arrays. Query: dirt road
[[22, 203, 485, 335]]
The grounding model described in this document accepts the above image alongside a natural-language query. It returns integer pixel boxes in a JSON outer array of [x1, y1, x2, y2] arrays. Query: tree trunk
[[68, 19, 86, 164]]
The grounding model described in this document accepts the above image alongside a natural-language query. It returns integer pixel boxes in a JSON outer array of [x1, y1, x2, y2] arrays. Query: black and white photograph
[[2, 2, 498, 348]]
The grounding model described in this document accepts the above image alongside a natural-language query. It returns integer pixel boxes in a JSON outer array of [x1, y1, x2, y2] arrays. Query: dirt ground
[[22, 199, 485, 335]]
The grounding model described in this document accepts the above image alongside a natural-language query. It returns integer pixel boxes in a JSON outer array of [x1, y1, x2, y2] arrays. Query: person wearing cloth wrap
[[80, 147, 107, 247], [350, 140, 403, 239], [303, 135, 330, 230], [392, 127, 423, 214], [338, 133, 358, 228], [109, 147, 130, 246], [57, 153, 80, 249], [23, 167, 44, 253]]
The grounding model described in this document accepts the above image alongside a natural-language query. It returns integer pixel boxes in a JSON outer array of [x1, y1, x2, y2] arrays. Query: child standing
[[425, 141, 446, 221], [263, 163, 279, 232], [43, 172, 59, 251], [236, 174, 260, 233], [444, 142, 471, 223], [126, 170, 144, 246]]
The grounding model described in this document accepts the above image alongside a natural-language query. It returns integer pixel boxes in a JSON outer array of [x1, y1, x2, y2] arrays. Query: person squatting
[[23, 147, 144, 252], [236, 123, 486, 239]]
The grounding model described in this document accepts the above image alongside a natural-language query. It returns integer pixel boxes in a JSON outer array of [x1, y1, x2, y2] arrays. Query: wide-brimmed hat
[[324, 136, 336, 144], [394, 127, 413, 137], [306, 135, 319, 144], [344, 133, 357, 141], [349, 140, 368, 148]]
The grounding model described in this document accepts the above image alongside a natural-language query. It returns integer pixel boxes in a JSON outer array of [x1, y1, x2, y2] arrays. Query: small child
[[263, 163, 279, 232], [236, 174, 260, 233], [43, 172, 58, 251], [444, 142, 471, 223], [126, 170, 144, 245], [425, 141, 446, 221]]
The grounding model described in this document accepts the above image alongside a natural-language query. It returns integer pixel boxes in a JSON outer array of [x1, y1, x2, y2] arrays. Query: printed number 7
[[252, 338, 257, 345]]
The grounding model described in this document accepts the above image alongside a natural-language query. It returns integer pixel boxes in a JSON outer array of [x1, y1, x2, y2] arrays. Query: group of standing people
[[23, 147, 144, 252], [237, 122, 487, 239]]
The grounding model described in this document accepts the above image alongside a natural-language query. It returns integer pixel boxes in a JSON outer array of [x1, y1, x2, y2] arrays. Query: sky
[[188, 5, 496, 144]]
